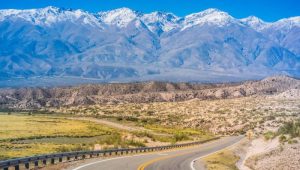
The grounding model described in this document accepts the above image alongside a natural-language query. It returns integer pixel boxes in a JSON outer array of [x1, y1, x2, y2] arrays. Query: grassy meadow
[[0, 113, 133, 160], [0, 113, 213, 160]]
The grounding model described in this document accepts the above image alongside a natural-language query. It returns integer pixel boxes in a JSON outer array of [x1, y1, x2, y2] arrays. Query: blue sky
[[0, 0, 299, 21]]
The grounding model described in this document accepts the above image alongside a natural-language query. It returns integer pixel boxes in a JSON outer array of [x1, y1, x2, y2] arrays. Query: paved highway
[[72, 136, 243, 170]]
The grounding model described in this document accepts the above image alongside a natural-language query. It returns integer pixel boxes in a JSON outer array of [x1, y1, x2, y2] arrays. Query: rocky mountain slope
[[0, 7, 299, 86], [0, 76, 299, 109]]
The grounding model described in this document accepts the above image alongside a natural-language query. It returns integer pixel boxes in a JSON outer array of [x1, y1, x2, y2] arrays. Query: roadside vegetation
[[263, 119, 300, 144], [203, 149, 239, 170], [53, 97, 300, 135], [0, 112, 212, 160], [277, 119, 300, 138], [0, 113, 143, 160], [3, 96, 297, 161]]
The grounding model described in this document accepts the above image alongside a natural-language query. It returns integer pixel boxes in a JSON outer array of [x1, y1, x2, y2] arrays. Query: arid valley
[[1, 75, 299, 169], [0, 1, 300, 169]]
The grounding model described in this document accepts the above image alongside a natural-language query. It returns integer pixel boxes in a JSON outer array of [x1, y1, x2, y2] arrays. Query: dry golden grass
[[0, 113, 212, 160], [0, 114, 120, 159], [0, 114, 150, 160], [203, 149, 239, 170], [0, 114, 115, 140]]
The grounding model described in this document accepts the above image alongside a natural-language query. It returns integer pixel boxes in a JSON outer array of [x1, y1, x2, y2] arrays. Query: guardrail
[[0, 137, 219, 170]]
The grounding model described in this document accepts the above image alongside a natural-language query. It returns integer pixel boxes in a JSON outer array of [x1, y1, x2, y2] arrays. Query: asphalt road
[[72, 136, 243, 170]]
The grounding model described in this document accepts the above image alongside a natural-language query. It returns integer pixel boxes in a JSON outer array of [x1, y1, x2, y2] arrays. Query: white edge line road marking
[[72, 139, 216, 170], [190, 136, 244, 170], [72, 153, 152, 170], [73, 146, 189, 170], [73, 136, 243, 170]]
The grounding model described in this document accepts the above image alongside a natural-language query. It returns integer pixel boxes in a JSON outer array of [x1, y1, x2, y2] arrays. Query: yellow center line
[[137, 147, 203, 170], [136, 138, 220, 170]]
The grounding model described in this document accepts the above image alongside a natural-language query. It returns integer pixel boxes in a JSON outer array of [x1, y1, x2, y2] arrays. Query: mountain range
[[0, 7, 299, 86]]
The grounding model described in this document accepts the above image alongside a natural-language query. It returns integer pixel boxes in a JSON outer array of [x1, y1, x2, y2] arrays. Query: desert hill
[[0, 75, 299, 109]]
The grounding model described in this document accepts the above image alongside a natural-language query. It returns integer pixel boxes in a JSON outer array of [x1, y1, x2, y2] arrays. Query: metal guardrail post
[[0, 137, 220, 170], [25, 162, 30, 169], [51, 158, 55, 164], [34, 160, 38, 167]]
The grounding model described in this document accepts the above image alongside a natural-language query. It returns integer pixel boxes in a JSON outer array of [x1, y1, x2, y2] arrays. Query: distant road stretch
[[72, 136, 243, 170], [68, 117, 171, 136]]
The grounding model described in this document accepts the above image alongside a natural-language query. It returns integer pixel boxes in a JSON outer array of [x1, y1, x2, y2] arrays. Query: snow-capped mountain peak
[[273, 16, 300, 28], [142, 11, 179, 22], [240, 16, 268, 30], [0, 6, 102, 27], [0, 6, 299, 86], [0, 6, 62, 24], [98, 7, 141, 27], [182, 8, 235, 30], [38, 6, 61, 13], [141, 11, 180, 32]]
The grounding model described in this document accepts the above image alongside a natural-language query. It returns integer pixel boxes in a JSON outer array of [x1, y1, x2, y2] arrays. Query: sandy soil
[[236, 137, 279, 170], [245, 141, 300, 170]]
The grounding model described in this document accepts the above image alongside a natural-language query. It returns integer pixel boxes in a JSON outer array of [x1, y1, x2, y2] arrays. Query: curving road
[[72, 136, 243, 170]]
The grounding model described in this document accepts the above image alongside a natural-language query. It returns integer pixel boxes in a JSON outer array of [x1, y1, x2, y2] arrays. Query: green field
[[0, 114, 137, 160], [0, 113, 213, 160]]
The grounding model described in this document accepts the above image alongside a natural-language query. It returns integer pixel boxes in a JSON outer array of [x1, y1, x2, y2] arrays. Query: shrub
[[133, 131, 154, 139], [56, 144, 89, 152], [173, 132, 189, 142], [288, 139, 298, 144], [278, 119, 300, 138], [125, 140, 145, 147], [116, 117, 123, 121], [263, 131, 276, 140], [279, 135, 287, 143]]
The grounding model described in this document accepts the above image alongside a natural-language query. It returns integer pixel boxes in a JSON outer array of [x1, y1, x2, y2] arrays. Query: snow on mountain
[[98, 7, 141, 27], [182, 8, 236, 30], [0, 6, 102, 27], [141, 11, 180, 33], [260, 16, 300, 56], [240, 16, 269, 30], [271, 16, 300, 29], [238, 15, 300, 56], [0, 7, 299, 86]]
